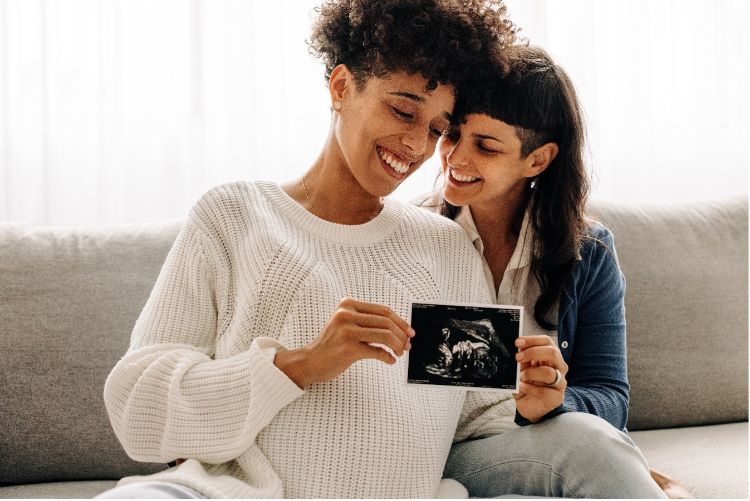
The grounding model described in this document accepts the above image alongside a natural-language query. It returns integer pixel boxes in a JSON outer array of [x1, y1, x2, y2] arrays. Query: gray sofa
[[1, 196, 747, 499]]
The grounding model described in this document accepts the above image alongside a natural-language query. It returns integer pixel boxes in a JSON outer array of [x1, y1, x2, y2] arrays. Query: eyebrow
[[388, 91, 452, 122], [388, 91, 425, 103], [473, 133, 505, 144]]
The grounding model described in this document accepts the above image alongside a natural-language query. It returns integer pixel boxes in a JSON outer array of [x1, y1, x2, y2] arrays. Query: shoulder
[[402, 189, 466, 238], [185, 181, 264, 241], [192, 181, 258, 215], [580, 219, 618, 264], [570, 219, 624, 298], [398, 199, 469, 243], [585, 219, 615, 245], [190, 180, 264, 220]]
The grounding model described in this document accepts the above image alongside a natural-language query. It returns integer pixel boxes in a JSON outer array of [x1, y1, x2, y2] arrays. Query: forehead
[[463, 113, 521, 143]]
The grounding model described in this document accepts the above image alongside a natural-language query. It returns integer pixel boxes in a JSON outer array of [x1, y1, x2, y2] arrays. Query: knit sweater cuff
[[249, 337, 305, 423]]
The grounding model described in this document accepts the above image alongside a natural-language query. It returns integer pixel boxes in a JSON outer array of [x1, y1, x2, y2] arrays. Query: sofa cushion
[[588, 197, 748, 430], [630, 422, 748, 499], [0, 480, 117, 499], [0, 221, 182, 485]]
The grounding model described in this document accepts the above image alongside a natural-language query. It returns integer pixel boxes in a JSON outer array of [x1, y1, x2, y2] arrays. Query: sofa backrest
[[0, 197, 747, 484], [589, 197, 748, 430], [0, 221, 181, 485]]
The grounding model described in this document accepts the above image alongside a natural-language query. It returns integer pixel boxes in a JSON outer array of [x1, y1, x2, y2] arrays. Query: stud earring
[[332, 101, 342, 111]]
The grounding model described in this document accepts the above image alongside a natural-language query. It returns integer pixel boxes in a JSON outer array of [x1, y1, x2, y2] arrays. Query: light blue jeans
[[444, 412, 667, 498], [95, 481, 206, 499]]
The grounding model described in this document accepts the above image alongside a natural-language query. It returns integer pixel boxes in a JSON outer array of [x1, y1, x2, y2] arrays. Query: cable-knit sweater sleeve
[[103, 202, 304, 465]]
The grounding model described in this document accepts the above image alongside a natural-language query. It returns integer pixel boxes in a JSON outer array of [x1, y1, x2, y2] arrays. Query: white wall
[[0, 0, 746, 225]]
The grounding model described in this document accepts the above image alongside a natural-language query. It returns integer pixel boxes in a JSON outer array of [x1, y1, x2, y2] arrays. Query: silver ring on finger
[[546, 368, 563, 388]]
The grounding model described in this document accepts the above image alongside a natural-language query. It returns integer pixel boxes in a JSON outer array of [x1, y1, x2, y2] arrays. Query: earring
[[332, 101, 342, 111]]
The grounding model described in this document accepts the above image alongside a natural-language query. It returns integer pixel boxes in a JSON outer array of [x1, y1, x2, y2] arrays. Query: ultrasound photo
[[407, 302, 522, 391]]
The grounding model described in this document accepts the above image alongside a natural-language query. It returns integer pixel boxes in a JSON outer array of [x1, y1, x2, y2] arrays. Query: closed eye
[[477, 143, 499, 154], [390, 105, 414, 121]]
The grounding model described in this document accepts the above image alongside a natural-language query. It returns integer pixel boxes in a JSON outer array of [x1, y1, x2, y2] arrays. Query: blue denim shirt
[[515, 222, 629, 430]]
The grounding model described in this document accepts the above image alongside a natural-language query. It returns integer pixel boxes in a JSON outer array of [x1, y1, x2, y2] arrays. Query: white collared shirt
[[454, 205, 559, 343]]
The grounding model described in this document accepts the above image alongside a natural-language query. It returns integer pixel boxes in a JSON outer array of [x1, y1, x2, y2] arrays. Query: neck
[[282, 128, 383, 225], [470, 185, 530, 246], [469, 185, 530, 292]]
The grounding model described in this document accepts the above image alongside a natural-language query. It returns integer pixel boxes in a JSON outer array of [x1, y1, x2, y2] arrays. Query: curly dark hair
[[308, 0, 517, 91], [442, 45, 591, 330]]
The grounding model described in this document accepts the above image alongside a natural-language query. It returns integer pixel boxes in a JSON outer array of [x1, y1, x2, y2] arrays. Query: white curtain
[[1, 0, 747, 226], [503, 0, 749, 205]]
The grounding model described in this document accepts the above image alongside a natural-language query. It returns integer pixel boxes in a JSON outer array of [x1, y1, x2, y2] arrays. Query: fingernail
[[516, 338, 525, 347], [515, 352, 524, 361], [408, 328, 416, 337]]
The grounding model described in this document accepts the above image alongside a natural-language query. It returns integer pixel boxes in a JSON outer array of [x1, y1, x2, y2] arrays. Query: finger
[[360, 343, 397, 365], [350, 327, 408, 356], [519, 359, 536, 371], [515, 335, 555, 349], [348, 299, 414, 337], [518, 381, 548, 398], [350, 311, 409, 347], [521, 366, 563, 387], [516, 345, 565, 368]]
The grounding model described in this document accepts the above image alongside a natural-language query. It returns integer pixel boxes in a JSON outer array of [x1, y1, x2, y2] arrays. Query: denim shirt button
[[561, 341, 569, 349]]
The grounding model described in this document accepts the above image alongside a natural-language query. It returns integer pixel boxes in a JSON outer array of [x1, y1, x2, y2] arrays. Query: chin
[[358, 173, 400, 199], [442, 188, 469, 207]]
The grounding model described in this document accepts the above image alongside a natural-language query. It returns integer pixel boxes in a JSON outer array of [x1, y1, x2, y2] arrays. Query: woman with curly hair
[[417, 45, 667, 497], [95, 1, 516, 498]]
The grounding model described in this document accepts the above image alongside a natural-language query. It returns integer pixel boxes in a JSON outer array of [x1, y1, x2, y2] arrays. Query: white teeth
[[378, 147, 410, 174], [451, 169, 480, 183]]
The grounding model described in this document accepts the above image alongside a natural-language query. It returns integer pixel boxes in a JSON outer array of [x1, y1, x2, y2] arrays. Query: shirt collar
[[455, 203, 534, 270]]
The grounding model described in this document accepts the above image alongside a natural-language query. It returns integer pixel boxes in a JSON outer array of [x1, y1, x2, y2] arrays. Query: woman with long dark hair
[[418, 45, 667, 497]]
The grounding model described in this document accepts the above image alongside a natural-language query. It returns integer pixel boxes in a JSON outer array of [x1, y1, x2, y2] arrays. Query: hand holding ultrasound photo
[[407, 302, 523, 391]]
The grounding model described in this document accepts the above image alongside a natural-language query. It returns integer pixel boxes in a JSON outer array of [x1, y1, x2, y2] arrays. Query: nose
[[445, 140, 469, 168], [401, 127, 429, 158]]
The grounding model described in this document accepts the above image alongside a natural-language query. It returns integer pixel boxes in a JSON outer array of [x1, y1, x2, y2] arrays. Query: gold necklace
[[302, 174, 314, 213]]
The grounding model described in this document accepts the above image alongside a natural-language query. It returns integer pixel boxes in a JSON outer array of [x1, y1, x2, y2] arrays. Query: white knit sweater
[[104, 181, 513, 498]]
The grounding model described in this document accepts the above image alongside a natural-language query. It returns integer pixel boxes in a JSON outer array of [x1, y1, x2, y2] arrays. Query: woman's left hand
[[513, 335, 568, 423]]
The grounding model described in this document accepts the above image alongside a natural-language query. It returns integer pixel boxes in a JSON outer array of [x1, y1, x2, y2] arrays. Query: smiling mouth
[[377, 146, 413, 175], [449, 168, 482, 184]]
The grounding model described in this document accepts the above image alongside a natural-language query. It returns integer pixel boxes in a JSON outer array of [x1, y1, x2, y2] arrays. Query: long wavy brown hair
[[441, 45, 591, 330]]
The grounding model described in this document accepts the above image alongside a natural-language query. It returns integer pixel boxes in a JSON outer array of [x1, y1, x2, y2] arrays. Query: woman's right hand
[[274, 297, 414, 388]]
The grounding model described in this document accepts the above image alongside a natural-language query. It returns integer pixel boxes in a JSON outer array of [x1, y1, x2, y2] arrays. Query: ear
[[524, 142, 559, 178], [328, 64, 355, 109]]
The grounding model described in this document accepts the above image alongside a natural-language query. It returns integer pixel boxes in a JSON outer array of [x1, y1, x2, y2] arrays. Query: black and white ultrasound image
[[407, 303, 521, 390]]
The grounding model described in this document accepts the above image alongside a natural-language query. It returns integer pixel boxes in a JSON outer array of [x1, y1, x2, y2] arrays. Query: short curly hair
[[308, 0, 517, 91]]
